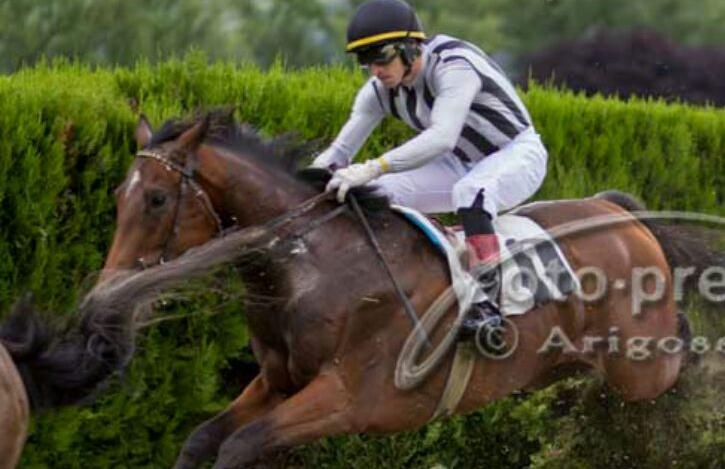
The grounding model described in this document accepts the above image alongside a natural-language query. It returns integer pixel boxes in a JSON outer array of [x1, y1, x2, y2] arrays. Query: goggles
[[356, 43, 400, 67]]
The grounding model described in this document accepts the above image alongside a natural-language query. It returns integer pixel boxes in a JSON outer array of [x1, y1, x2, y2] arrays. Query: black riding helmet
[[346, 0, 425, 67]]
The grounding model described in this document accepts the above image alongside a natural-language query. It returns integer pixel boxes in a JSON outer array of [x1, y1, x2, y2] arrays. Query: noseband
[[135, 149, 226, 267]]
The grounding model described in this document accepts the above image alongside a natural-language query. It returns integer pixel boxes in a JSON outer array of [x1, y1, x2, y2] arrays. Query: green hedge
[[1, 53, 723, 468]]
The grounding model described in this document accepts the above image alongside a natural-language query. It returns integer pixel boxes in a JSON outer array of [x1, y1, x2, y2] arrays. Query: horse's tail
[[0, 227, 270, 410], [595, 189, 724, 362], [0, 293, 136, 410], [595, 190, 725, 297]]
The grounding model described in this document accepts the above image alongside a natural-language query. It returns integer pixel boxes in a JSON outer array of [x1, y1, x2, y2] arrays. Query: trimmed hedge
[[0, 53, 723, 468]]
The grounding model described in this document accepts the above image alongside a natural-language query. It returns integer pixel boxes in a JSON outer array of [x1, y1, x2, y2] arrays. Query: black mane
[[150, 108, 308, 173], [150, 109, 390, 212]]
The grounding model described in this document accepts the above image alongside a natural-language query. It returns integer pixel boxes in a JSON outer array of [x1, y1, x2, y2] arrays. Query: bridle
[[133, 148, 340, 268], [136, 148, 226, 266]]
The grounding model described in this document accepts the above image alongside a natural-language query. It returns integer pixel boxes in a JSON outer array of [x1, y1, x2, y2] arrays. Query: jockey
[[312, 0, 548, 340]]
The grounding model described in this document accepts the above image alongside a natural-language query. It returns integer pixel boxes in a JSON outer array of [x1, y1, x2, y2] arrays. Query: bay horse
[[102, 111, 722, 469]]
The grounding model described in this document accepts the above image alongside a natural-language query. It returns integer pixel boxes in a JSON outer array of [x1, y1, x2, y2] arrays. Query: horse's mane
[[151, 108, 307, 172], [150, 109, 390, 212]]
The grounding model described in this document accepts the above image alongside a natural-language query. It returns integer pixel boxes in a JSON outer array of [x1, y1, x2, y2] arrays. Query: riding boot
[[456, 191, 505, 347], [466, 233, 501, 296], [458, 299, 505, 356], [458, 234, 504, 344]]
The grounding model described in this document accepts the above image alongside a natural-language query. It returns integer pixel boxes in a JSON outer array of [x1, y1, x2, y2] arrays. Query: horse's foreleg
[[174, 374, 284, 469], [211, 372, 357, 469]]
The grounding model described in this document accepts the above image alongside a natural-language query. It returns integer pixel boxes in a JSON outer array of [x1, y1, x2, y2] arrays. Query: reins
[[136, 148, 342, 261], [349, 195, 431, 347], [135, 148, 429, 345]]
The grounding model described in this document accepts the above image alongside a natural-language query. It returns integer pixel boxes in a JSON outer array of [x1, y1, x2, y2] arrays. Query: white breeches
[[373, 127, 548, 218]]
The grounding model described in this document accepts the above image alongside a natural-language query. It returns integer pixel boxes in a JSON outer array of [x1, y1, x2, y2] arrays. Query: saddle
[[393, 204, 579, 317]]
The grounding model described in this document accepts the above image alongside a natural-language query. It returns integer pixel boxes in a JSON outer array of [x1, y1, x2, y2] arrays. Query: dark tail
[[596, 189, 723, 363], [596, 190, 725, 300], [0, 222, 276, 410], [0, 294, 135, 410]]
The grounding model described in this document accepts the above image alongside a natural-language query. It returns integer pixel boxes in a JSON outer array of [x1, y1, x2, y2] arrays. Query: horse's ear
[[176, 115, 209, 151], [135, 115, 153, 149]]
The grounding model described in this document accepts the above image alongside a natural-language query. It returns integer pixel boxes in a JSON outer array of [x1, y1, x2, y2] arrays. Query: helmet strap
[[401, 9, 418, 79], [402, 62, 413, 80], [399, 42, 419, 80]]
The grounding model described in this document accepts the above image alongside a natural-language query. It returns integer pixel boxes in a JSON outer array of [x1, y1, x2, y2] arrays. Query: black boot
[[457, 191, 507, 353], [474, 264, 501, 304], [458, 300, 502, 337], [458, 300, 506, 355]]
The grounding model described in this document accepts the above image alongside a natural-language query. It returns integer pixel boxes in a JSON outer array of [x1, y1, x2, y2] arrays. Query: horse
[[0, 341, 28, 469], [101, 110, 723, 469], [0, 216, 276, 468]]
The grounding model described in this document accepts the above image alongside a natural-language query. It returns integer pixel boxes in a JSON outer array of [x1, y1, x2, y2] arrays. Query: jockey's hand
[[310, 149, 346, 171], [326, 159, 383, 203]]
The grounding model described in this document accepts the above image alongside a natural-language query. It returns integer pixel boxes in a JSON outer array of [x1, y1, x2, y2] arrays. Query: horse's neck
[[197, 145, 443, 349], [196, 145, 317, 343], [197, 144, 315, 226]]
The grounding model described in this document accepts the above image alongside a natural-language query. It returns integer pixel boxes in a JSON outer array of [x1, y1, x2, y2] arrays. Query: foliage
[[524, 82, 725, 212], [24, 290, 250, 469], [288, 389, 554, 468], [498, 0, 725, 55], [521, 28, 725, 107], [529, 360, 725, 469], [0, 0, 343, 73], [0, 56, 722, 467], [4, 0, 725, 75], [0, 62, 132, 311], [0, 0, 249, 72], [234, 0, 342, 68]]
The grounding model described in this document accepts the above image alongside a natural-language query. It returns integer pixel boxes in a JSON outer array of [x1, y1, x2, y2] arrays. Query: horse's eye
[[148, 193, 167, 209], [151, 194, 166, 208]]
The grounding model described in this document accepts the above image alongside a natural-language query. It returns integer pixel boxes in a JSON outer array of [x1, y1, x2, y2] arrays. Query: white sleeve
[[313, 81, 385, 168], [379, 67, 480, 172]]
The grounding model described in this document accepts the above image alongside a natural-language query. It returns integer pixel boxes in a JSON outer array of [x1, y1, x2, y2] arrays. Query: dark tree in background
[[520, 28, 725, 107]]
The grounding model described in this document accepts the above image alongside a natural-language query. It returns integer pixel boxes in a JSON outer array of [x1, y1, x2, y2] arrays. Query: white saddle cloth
[[392, 204, 580, 317]]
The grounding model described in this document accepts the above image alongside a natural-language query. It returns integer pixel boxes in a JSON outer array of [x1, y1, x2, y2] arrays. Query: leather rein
[[133, 148, 428, 343], [134, 149, 341, 267]]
